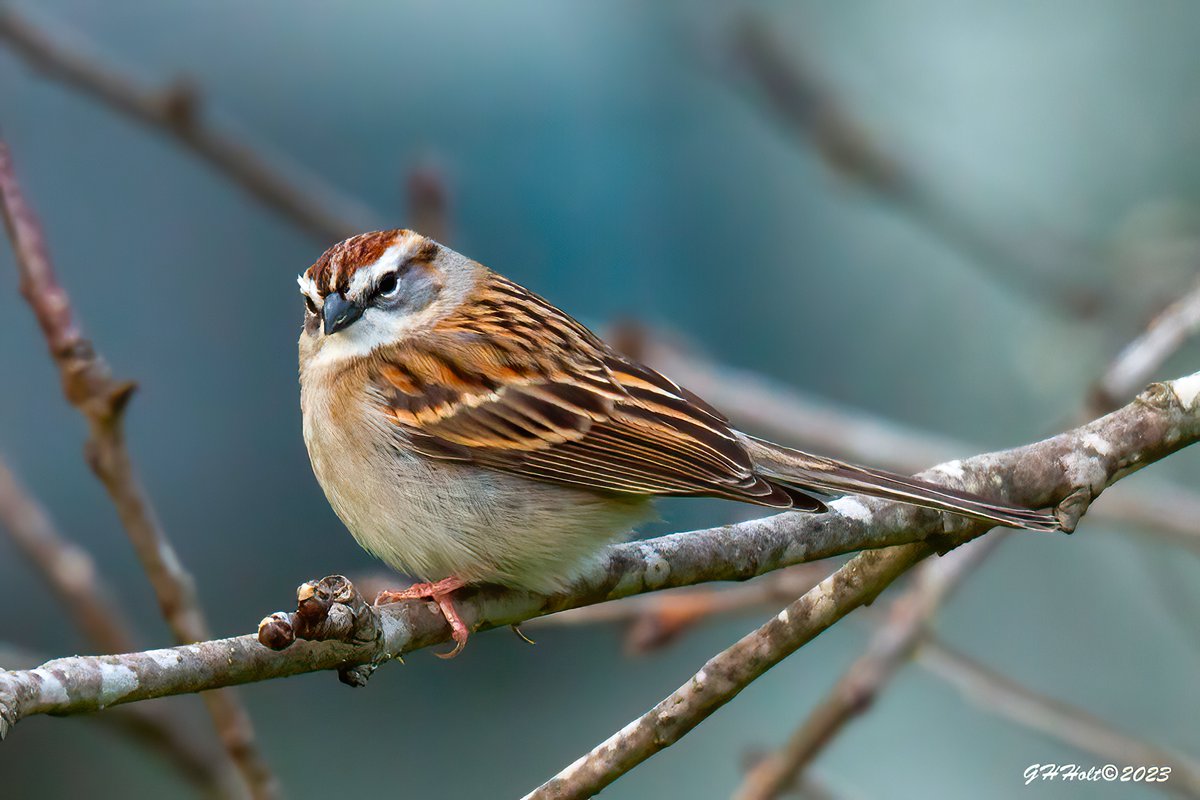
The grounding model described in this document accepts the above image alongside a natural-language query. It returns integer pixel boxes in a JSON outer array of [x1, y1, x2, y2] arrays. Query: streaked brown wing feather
[[368, 274, 821, 509]]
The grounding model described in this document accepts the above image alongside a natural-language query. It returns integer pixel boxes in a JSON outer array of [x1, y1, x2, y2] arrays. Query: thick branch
[[0, 644, 229, 795], [521, 372, 1200, 799], [0, 372, 1196, 793], [0, 140, 276, 798], [0, 7, 377, 242]]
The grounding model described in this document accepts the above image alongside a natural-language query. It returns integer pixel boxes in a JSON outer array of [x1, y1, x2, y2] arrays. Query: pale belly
[[301, 392, 650, 593]]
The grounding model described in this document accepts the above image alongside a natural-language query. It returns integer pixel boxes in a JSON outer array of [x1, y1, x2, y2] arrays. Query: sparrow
[[297, 230, 1059, 657]]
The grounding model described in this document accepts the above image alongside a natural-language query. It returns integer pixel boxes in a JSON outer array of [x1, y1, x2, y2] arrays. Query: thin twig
[[0, 457, 233, 795], [920, 640, 1200, 799], [528, 546, 931, 800], [1088, 271, 1200, 417], [0, 456, 137, 654], [5, 372, 1200, 737], [0, 140, 277, 799], [0, 7, 378, 243], [733, 535, 1007, 800], [730, 13, 1101, 318], [406, 160, 451, 245], [534, 563, 835, 655]]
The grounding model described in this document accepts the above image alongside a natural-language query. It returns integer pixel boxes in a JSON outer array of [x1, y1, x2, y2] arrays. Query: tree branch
[[0, 455, 137, 655], [733, 534, 1007, 800], [620, 325, 1200, 551], [0, 7, 378, 243], [0, 644, 231, 796], [532, 562, 835, 655], [520, 371, 1200, 799], [730, 13, 1101, 318], [0, 140, 277, 798], [0, 457, 234, 794], [0, 368, 1192, 791]]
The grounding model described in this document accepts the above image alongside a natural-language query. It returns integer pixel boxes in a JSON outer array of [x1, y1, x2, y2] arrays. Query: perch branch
[[0, 645, 229, 796], [520, 371, 1200, 799], [621, 325, 1200, 551], [920, 640, 1200, 799], [4, 371, 1200, 738], [0, 140, 276, 798], [0, 6, 377, 242]]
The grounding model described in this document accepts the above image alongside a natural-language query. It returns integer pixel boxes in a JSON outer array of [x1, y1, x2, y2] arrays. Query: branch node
[[261, 576, 382, 652], [1138, 381, 1178, 411], [257, 613, 295, 651], [337, 662, 378, 688], [160, 77, 201, 130], [1055, 487, 1092, 533]]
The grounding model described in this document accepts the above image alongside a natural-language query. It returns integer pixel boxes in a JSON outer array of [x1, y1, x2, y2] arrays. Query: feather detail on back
[[366, 272, 824, 510]]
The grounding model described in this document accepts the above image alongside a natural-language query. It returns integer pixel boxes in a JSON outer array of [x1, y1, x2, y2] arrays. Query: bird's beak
[[322, 293, 364, 335]]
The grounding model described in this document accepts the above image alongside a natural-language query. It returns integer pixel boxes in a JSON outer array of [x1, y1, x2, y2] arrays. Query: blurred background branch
[[0, 140, 276, 799], [734, 535, 1008, 800], [0, 6, 378, 243], [729, 13, 1104, 320], [919, 640, 1200, 798]]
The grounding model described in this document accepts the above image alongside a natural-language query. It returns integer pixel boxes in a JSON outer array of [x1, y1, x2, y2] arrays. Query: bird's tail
[[741, 435, 1060, 532]]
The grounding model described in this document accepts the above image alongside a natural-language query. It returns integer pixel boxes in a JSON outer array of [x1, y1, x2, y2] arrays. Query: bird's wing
[[366, 275, 822, 510]]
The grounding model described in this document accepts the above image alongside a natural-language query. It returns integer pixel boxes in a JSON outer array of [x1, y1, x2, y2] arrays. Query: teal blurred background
[[2, 1, 1199, 797]]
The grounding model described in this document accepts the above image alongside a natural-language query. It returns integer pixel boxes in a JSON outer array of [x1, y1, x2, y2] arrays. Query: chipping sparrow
[[298, 230, 1057, 656]]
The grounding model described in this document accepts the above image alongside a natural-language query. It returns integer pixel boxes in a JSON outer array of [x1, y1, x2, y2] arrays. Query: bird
[[297, 229, 1059, 657]]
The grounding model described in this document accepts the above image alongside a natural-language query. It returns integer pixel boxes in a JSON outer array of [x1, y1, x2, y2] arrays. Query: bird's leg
[[374, 576, 470, 658]]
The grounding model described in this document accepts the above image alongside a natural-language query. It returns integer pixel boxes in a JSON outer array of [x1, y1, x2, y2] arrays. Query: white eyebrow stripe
[[296, 273, 323, 306], [347, 238, 421, 299]]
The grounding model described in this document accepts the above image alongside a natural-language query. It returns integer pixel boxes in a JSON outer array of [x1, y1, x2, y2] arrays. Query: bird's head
[[297, 229, 477, 367]]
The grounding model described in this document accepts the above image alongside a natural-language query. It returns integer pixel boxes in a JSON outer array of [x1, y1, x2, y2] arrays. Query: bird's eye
[[376, 272, 400, 299], [304, 295, 318, 315]]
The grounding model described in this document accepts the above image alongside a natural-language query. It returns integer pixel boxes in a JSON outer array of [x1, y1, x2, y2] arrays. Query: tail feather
[[741, 435, 1060, 532]]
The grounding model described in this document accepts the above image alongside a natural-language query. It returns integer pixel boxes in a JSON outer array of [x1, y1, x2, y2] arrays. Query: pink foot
[[375, 576, 470, 658]]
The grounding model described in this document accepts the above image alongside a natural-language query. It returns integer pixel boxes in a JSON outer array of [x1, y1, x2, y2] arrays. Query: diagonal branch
[[0, 140, 276, 798], [0, 456, 234, 794], [520, 371, 1200, 799], [0, 7, 377, 243], [730, 13, 1101, 318], [732, 534, 1009, 800], [0, 455, 137, 655]]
